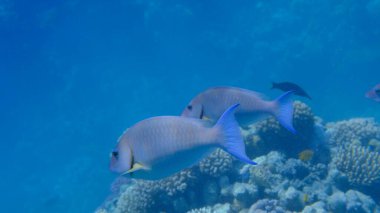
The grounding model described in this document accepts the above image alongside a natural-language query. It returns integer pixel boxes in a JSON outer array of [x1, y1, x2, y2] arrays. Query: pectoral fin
[[123, 163, 148, 175]]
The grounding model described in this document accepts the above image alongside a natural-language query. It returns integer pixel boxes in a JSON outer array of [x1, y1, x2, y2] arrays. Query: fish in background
[[110, 104, 256, 180], [271, 81, 312, 99], [181, 87, 296, 133], [365, 84, 380, 102]]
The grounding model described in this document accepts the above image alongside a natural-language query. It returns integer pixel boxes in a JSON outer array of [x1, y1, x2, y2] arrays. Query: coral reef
[[186, 206, 212, 213], [99, 147, 380, 213], [333, 144, 380, 186], [112, 182, 155, 213], [248, 199, 286, 213], [326, 118, 380, 147], [186, 203, 232, 213], [97, 169, 198, 213], [98, 105, 380, 213], [245, 101, 319, 158], [198, 149, 234, 178], [327, 190, 377, 213], [154, 169, 197, 196], [95, 181, 156, 213]]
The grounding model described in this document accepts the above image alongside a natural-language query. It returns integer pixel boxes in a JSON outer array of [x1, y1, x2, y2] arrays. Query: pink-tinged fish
[[366, 84, 380, 102], [110, 104, 256, 180], [181, 87, 296, 133]]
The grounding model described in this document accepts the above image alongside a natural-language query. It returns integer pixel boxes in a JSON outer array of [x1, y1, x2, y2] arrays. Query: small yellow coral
[[298, 149, 314, 162], [252, 135, 261, 144], [245, 134, 261, 148], [303, 194, 309, 204]]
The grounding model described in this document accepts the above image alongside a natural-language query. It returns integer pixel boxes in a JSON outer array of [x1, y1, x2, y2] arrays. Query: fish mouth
[[109, 156, 120, 173]]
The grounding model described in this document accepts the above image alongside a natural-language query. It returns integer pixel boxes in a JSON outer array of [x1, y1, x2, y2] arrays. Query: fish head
[[109, 142, 133, 174], [181, 100, 204, 119]]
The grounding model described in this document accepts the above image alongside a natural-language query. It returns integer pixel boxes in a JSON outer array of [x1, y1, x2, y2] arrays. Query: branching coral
[[198, 149, 234, 178], [334, 144, 380, 186]]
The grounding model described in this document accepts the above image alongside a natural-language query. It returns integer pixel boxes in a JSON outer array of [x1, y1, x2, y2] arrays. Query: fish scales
[[110, 104, 256, 180], [182, 87, 296, 133], [122, 117, 216, 166]]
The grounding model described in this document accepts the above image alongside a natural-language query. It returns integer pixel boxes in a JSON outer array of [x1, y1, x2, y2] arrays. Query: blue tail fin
[[215, 104, 257, 165], [273, 91, 296, 134]]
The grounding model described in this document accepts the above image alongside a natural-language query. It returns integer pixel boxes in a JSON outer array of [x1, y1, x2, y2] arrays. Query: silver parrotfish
[[181, 87, 296, 133], [110, 104, 256, 180]]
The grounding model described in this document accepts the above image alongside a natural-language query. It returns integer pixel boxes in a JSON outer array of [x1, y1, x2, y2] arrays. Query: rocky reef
[[96, 101, 380, 213]]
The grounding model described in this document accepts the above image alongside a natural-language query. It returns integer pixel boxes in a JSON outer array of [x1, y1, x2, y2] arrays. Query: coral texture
[[248, 101, 316, 157], [248, 199, 286, 213], [326, 118, 380, 147], [198, 149, 234, 178], [334, 144, 380, 186], [98, 106, 380, 213]]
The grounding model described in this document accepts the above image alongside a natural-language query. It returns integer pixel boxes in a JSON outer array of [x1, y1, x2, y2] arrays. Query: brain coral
[[334, 144, 380, 186], [326, 118, 380, 147]]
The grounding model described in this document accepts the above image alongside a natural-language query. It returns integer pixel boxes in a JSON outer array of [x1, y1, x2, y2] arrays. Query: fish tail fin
[[214, 104, 257, 165], [273, 91, 296, 134]]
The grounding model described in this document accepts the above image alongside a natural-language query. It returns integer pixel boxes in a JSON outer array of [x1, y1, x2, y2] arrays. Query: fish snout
[[109, 151, 120, 172]]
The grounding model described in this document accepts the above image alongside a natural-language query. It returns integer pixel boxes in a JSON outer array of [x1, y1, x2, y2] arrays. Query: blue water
[[1, 0, 379, 212]]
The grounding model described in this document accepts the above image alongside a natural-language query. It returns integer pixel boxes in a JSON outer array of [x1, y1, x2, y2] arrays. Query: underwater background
[[1, 0, 380, 212]]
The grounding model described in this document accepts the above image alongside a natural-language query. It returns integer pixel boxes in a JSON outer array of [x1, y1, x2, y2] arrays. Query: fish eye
[[187, 105, 192, 110], [112, 151, 119, 159]]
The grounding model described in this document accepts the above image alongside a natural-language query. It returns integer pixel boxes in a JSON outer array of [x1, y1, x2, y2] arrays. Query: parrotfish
[[365, 84, 380, 102], [181, 87, 296, 133], [271, 81, 311, 99], [110, 104, 256, 180]]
